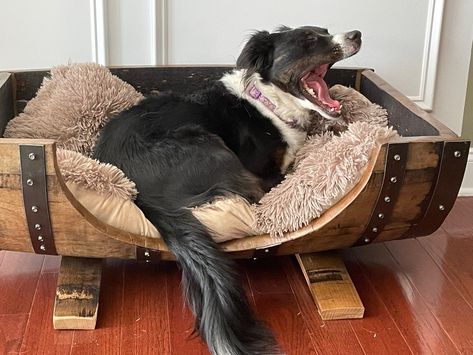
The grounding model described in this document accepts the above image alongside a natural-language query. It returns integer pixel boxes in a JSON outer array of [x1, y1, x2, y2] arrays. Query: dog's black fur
[[94, 26, 361, 355]]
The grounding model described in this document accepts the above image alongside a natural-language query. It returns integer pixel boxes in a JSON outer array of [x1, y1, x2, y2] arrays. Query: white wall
[[430, 1, 473, 195], [0, 1, 93, 70], [0, 0, 161, 69], [1, 0, 441, 110], [462, 154, 473, 196], [106, 0, 154, 65], [168, 0, 431, 103], [431, 0, 473, 135]]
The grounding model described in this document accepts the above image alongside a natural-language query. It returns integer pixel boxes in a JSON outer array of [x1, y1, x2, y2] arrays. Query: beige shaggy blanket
[[253, 86, 397, 237], [5, 63, 143, 156], [56, 149, 138, 200], [4, 63, 397, 241]]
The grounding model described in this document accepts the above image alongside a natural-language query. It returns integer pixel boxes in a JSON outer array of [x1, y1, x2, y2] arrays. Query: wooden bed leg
[[296, 251, 364, 320], [53, 256, 103, 330]]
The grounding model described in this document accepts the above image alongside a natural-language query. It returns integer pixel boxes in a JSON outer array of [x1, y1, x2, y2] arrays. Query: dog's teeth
[[303, 84, 316, 96], [330, 107, 335, 112]]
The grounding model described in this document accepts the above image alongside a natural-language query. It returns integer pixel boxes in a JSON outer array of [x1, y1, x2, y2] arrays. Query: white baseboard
[[459, 148, 473, 196]]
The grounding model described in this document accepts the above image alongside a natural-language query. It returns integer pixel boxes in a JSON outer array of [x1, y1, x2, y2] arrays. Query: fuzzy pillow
[[4, 63, 143, 156], [57, 149, 138, 200], [252, 85, 398, 237]]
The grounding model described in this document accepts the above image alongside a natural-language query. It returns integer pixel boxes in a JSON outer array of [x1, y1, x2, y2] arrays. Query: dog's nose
[[346, 30, 361, 41]]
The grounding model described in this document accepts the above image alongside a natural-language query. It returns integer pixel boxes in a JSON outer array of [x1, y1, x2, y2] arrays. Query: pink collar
[[247, 84, 277, 111], [245, 83, 305, 130]]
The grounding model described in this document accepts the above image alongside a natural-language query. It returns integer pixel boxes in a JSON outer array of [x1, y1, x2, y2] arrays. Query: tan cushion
[[65, 182, 160, 238], [66, 182, 257, 243], [192, 197, 257, 242]]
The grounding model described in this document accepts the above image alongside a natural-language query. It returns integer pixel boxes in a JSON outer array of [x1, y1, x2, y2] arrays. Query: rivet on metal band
[[253, 244, 281, 258], [136, 246, 161, 262]]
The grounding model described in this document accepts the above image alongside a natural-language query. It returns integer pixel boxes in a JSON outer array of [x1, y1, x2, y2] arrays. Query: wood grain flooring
[[1, 197, 472, 354]]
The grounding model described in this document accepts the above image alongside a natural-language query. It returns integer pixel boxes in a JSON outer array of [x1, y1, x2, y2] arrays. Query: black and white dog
[[94, 26, 361, 355]]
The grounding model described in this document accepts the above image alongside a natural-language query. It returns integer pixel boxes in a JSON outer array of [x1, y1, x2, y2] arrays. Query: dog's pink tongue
[[307, 76, 340, 110]]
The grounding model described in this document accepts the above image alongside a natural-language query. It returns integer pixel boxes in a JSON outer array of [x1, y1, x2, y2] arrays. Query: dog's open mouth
[[301, 64, 341, 117]]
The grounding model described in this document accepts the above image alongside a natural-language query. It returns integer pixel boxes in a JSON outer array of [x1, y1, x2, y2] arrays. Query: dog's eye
[[306, 35, 319, 42]]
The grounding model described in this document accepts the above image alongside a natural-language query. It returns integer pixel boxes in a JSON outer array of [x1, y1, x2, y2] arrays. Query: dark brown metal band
[[136, 246, 161, 263], [397, 141, 444, 238], [401, 140, 470, 239], [354, 143, 409, 246], [19, 144, 57, 255]]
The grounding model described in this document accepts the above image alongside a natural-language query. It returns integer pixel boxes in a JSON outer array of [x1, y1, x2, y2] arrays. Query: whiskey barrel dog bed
[[0, 65, 469, 327]]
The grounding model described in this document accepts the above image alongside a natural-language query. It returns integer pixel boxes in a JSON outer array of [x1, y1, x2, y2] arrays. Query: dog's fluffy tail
[[140, 203, 280, 355]]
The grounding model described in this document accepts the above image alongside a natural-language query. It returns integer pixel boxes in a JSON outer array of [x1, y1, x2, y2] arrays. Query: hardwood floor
[[1, 197, 473, 354]]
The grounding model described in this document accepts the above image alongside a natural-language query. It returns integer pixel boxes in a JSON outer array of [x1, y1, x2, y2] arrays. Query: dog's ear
[[236, 31, 274, 82], [275, 25, 292, 32]]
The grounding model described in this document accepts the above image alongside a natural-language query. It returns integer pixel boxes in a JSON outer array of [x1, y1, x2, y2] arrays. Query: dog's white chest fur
[[220, 70, 311, 172]]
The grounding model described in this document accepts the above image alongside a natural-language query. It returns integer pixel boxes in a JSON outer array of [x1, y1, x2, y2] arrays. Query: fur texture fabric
[[57, 149, 138, 200], [252, 84, 398, 237], [4, 63, 143, 156]]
